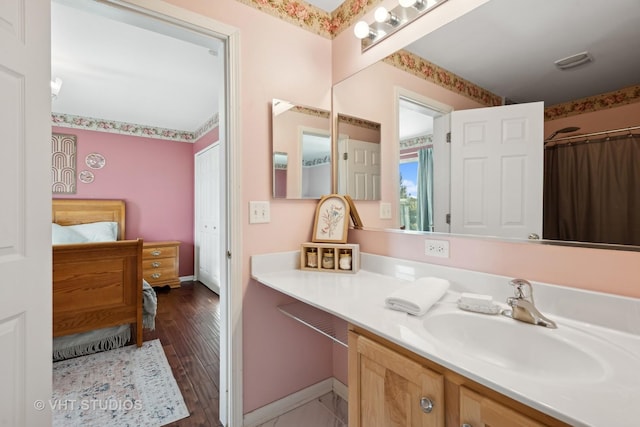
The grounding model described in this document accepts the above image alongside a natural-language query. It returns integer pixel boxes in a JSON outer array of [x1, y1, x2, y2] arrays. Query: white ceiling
[[52, 0, 640, 135], [404, 0, 640, 106], [51, 0, 222, 133]]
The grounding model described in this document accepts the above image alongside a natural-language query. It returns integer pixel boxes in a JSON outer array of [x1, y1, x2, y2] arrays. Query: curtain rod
[[550, 125, 640, 142]]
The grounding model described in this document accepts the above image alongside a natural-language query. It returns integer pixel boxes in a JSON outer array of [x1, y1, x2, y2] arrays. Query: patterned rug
[[52, 339, 189, 426]]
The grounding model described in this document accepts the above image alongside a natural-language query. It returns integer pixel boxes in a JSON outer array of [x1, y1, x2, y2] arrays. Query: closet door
[[0, 0, 53, 425], [195, 143, 220, 294]]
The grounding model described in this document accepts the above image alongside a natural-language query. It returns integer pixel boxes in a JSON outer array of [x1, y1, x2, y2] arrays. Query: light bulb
[[399, 0, 416, 7], [374, 6, 389, 23], [353, 20, 370, 39]]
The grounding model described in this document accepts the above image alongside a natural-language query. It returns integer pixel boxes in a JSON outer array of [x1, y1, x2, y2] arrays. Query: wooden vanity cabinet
[[348, 331, 444, 427], [348, 327, 570, 427]]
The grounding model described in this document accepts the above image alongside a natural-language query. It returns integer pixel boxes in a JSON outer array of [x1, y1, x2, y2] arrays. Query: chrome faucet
[[502, 279, 557, 328]]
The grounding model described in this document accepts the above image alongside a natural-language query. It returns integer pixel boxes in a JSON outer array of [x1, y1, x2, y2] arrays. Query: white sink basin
[[422, 310, 610, 382]]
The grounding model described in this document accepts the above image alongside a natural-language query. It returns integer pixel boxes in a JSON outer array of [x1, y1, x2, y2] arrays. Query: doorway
[[50, 1, 240, 424], [397, 92, 452, 232]]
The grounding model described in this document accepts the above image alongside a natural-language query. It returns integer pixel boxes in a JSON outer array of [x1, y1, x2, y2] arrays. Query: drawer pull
[[151, 273, 161, 279], [150, 250, 162, 256], [151, 261, 161, 268], [419, 397, 434, 413]]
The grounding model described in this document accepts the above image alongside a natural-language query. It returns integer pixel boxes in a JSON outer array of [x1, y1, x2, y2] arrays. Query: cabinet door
[[349, 332, 444, 427], [460, 387, 546, 427]]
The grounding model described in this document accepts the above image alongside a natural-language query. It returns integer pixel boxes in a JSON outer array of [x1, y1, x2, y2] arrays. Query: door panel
[[195, 144, 220, 294], [450, 102, 543, 239], [0, 0, 52, 425]]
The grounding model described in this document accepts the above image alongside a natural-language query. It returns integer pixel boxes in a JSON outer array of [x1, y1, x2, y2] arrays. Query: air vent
[[554, 51, 593, 70]]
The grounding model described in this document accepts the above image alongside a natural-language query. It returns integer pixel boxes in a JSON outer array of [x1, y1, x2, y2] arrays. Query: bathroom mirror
[[272, 99, 331, 199], [332, 0, 640, 248], [336, 114, 382, 201]]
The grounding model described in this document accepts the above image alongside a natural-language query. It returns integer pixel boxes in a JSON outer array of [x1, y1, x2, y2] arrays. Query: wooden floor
[[143, 281, 223, 427]]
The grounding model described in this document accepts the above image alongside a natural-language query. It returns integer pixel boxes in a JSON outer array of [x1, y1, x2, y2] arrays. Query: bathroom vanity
[[251, 252, 640, 427]]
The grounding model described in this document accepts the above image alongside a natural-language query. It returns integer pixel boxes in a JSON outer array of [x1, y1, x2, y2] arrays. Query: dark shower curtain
[[543, 133, 640, 246]]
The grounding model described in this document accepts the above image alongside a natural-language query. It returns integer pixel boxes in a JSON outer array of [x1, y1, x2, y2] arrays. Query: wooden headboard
[[52, 199, 126, 240]]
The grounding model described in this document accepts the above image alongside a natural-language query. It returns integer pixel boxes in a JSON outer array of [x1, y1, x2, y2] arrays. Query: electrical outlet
[[249, 201, 270, 224], [379, 202, 392, 219], [424, 239, 450, 258]]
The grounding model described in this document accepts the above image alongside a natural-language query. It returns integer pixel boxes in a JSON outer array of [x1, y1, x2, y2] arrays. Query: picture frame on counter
[[312, 194, 350, 244]]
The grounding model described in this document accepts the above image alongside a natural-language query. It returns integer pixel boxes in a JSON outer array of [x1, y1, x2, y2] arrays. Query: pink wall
[[162, 0, 639, 416], [52, 126, 196, 276], [545, 102, 640, 138], [164, 0, 334, 413]]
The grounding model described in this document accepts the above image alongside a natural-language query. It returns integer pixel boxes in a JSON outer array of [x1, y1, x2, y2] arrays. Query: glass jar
[[322, 250, 335, 269], [339, 249, 352, 270], [306, 247, 318, 268]]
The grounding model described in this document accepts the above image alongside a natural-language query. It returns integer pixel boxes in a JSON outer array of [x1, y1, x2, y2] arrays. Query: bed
[[52, 199, 150, 357]]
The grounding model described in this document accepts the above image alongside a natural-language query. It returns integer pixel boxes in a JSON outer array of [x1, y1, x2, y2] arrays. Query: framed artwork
[[312, 194, 350, 243], [344, 195, 363, 229], [51, 133, 77, 194]]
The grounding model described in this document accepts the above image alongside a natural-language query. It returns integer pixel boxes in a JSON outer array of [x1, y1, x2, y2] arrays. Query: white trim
[[242, 378, 334, 427], [179, 275, 195, 282], [332, 378, 349, 403], [100, 2, 243, 425]]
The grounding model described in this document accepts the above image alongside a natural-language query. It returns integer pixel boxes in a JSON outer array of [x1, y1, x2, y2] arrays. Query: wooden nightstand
[[142, 241, 181, 288]]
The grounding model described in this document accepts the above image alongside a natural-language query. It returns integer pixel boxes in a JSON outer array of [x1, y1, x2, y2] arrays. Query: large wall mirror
[[272, 99, 331, 199], [332, 0, 640, 249]]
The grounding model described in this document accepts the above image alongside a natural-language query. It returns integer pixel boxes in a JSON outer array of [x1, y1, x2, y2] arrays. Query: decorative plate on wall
[[78, 170, 95, 184], [86, 152, 106, 169]]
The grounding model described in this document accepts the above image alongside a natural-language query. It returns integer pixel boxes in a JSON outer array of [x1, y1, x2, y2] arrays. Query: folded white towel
[[385, 277, 450, 316]]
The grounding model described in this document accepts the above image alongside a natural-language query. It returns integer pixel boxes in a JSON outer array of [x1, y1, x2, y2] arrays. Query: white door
[[195, 144, 220, 294], [0, 1, 53, 426], [450, 102, 544, 239], [342, 138, 381, 200]]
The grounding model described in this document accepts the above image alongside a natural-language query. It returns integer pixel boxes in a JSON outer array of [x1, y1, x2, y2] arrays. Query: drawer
[[143, 266, 177, 284], [143, 245, 178, 260], [143, 258, 176, 271]]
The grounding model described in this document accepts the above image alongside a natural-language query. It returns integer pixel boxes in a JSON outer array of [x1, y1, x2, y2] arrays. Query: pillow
[[67, 221, 119, 242], [52, 223, 89, 244]]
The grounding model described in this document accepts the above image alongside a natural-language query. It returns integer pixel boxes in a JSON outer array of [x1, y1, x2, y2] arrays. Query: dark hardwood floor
[[143, 281, 223, 427]]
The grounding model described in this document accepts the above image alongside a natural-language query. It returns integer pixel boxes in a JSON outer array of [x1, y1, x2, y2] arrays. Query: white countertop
[[251, 251, 640, 427]]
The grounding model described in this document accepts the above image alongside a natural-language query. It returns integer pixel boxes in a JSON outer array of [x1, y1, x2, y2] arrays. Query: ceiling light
[[554, 51, 593, 70], [51, 78, 63, 100]]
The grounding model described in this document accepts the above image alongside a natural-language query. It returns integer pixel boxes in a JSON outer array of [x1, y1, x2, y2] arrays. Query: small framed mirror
[[272, 99, 331, 199]]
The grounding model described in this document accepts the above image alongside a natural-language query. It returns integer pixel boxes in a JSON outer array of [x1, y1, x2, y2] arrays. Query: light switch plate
[[379, 202, 392, 219], [249, 201, 270, 224]]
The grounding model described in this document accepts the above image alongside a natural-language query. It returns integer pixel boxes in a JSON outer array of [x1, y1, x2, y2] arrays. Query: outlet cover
[[424, 239, 450, 258]]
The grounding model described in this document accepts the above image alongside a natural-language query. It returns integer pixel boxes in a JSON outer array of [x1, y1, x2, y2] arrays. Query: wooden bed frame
[[52, 199, 143, 347]]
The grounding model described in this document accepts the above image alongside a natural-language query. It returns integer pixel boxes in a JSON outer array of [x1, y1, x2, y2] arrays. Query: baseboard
[[179, 275, 195, 282], [243, 378, 342, 427], [332, 378, 348, 403]]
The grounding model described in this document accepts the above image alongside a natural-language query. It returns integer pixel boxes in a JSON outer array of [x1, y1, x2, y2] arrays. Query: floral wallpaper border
[[337, 114, 381, 131], [235, 0, 376, 39], [400, 134, 433, 150], [544, 84, 640, 121], [384, 50, 503, 107], [292, 105, 331, 118], [51, 112, 219, 143]]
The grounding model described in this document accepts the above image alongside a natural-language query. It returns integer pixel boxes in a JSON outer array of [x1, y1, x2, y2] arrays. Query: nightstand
[[142, 241, 181, 288]]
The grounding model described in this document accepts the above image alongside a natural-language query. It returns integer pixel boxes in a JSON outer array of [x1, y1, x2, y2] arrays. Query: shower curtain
[[417, 147, 434, 232], [543, 133, 640, 246]]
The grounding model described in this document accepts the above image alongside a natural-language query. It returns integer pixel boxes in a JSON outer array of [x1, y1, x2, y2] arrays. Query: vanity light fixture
[[355, 0, 448, 51], [353, 20, 378, 40], [374, 7, 400, 26]]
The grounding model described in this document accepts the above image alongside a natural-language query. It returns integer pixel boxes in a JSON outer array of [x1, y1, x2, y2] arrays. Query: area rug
[[52, 339, 189, 427]]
